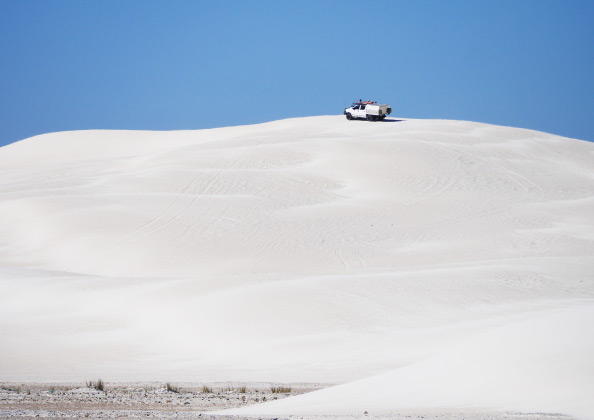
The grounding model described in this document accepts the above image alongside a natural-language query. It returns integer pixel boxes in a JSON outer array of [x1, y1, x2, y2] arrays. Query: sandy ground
[[0, 382, 317, 419], [0, 382, 576, 420]]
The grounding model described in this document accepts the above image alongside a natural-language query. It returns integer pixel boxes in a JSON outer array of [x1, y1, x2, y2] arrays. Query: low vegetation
[[86, 379, 105, 392], [270, 386, 292, 394], [201, 385, 213, 393], [166, 383, 180, 393]]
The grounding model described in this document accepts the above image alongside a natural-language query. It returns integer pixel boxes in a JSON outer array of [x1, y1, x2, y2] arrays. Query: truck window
[[361, 105, 366, 110]]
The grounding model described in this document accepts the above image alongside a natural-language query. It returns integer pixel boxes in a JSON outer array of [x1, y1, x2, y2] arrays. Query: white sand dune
[[225, 304, 594, 418], [0, 116, 593, 417]]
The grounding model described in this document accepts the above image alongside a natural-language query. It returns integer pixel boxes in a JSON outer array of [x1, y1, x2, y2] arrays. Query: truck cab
[[349, 104, 369, 119]]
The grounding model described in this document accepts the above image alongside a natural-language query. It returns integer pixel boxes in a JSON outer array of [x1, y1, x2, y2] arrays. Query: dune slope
[[0, 116, 593, 417]]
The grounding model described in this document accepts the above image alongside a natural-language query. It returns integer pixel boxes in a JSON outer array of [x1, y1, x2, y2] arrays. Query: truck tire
[[346, 113, 353, 120]]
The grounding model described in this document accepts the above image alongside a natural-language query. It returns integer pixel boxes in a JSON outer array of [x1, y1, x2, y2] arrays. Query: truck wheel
[[346, 113, 353, 120]]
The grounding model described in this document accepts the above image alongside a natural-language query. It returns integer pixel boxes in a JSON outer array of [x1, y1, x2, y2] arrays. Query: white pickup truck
[[344, 102, 392, 121]]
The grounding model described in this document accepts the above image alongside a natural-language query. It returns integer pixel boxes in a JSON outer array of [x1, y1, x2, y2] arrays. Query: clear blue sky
[[1, 0, 593, 147]]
